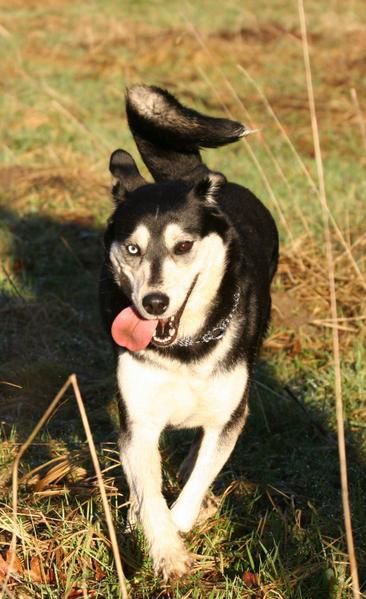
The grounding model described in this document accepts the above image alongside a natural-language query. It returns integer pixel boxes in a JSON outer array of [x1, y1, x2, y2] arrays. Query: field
[[0, 0, 366, 597]]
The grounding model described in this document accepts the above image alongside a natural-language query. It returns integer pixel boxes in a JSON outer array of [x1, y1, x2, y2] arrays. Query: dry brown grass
[[268, 231, 366, 356]]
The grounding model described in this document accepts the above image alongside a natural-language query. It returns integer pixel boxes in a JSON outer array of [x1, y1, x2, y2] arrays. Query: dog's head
[[105, 149, 234, 348]]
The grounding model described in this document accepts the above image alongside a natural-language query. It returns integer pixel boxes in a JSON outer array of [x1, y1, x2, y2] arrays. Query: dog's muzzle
[[151, 277, 198, 348]]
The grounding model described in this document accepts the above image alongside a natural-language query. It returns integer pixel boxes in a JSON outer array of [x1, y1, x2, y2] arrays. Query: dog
[[100, 85, 279, 579]]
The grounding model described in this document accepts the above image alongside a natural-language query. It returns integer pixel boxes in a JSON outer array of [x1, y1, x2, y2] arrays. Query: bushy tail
[[126, 85, 247, 182]]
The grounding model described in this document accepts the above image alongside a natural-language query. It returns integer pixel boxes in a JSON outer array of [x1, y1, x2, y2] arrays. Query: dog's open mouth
[[152, 313, 180, 347], [111, 278, 197, 352]]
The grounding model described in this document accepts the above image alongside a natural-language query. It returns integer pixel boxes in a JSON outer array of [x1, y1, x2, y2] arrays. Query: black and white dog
[[100, 85, 279, 579]]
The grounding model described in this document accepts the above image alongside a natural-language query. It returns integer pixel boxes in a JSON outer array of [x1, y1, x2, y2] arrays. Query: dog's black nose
[[142, 293, 169, 316]]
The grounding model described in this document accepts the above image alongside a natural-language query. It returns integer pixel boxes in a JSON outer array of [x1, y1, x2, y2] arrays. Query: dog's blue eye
[[126, 243, 140, 256], [174, 241, 194, 255]]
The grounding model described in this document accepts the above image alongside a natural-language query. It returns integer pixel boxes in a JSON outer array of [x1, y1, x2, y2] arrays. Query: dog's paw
[[152, 537, 193, 580]]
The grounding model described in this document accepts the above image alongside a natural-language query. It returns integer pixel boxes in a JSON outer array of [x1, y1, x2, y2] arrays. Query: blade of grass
[[297, 2, 360, 597]]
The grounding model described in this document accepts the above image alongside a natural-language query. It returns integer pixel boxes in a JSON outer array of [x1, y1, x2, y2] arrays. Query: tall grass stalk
[[297, 1, 360, 597]]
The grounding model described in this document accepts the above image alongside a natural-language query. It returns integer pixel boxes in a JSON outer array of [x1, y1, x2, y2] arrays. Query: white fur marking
[[163, 223, 190, 249], [119, 424, 190, 578], [118, 340, 247, 432], [128, 85, 169, 119], [205, 173, 224, 204], [109, 241, 134, 285], [177, 233, 226, 338], [133, 224, 150, 253]]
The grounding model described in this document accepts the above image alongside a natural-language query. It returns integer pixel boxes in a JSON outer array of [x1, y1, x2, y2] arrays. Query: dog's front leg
[[170, 418, 246, 534], [120, 426, 192, 579]]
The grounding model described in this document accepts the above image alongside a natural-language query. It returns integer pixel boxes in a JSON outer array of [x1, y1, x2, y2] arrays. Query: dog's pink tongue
[[111, 307, 158, 351]]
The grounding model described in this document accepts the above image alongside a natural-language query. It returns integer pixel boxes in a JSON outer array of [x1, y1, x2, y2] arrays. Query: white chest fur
[[117, 332, 248, 431]]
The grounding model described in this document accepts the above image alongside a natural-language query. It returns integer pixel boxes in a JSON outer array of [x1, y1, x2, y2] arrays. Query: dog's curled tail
[[126, 85, 248, 182]]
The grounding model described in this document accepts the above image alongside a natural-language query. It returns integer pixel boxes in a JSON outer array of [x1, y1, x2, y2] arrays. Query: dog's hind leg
[[178, 427, 204, 485], [119, 426, 193, 579], [178, 429, 221, 524], [171, 406, 248, 534]]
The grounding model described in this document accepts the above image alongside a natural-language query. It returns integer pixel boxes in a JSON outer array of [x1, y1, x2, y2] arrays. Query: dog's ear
[[192, 172, 227, 205], [109, 149, 147, 203]]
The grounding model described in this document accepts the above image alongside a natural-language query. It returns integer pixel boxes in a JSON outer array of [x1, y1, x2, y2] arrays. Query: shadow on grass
[[0, 205, 116, 440], [221, 361, 366, 594], [0, 204, 365, 595]]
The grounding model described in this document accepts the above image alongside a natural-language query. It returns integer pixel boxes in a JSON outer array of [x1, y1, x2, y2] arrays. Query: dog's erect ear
[[192, 172, 227, 205], [109, 149, 147, 202]]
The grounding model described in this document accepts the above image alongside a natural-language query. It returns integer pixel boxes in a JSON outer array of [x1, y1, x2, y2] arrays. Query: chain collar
[[176, 288, 241, 347]]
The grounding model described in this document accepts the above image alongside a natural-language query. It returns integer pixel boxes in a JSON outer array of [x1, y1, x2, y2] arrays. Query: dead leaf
[[93, 559, 106, 582], [0, 549, 23, 583], [66, 589, 97, 598], [0, 553, 8, 581], [6, 549, 23, 575], [242, 570, 259, 587], [27, 556, 50, 583], [13, 259, 25, 274]]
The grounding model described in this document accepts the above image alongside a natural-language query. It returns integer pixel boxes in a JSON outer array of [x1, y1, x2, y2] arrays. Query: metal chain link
[[176, 288, 241, 347]]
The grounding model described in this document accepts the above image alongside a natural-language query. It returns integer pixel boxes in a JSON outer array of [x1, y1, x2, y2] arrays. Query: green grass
[[1, 0, 366, 596]]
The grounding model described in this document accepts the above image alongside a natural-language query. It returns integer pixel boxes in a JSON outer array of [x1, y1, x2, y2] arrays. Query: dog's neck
[[176, 287, 241, 346]]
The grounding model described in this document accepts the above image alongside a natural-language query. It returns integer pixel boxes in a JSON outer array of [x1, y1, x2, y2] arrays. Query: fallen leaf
[[6, 549, 23, 575], [242, 570, 258, 587], [93, 559, 106, 582], [0, 548, 23, 583], [13, 259, 24, 274], [66, 589, 97, 598], [27, 556, 50, 583], [0, 554, 8, 581]]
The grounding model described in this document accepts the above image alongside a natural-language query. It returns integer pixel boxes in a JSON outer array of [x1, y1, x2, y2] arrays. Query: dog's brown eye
[[126, 243, 140, 256], [174, 241, 194, 255]]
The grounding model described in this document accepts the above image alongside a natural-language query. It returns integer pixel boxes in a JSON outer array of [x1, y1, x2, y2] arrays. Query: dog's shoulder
[[218, 181, 278, 277]]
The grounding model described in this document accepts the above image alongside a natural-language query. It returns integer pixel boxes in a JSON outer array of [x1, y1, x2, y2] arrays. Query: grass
[[0, 0, 366, 596]]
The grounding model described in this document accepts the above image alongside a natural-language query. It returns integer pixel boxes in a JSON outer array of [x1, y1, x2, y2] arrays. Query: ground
[[0, 0, 365, 597]]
